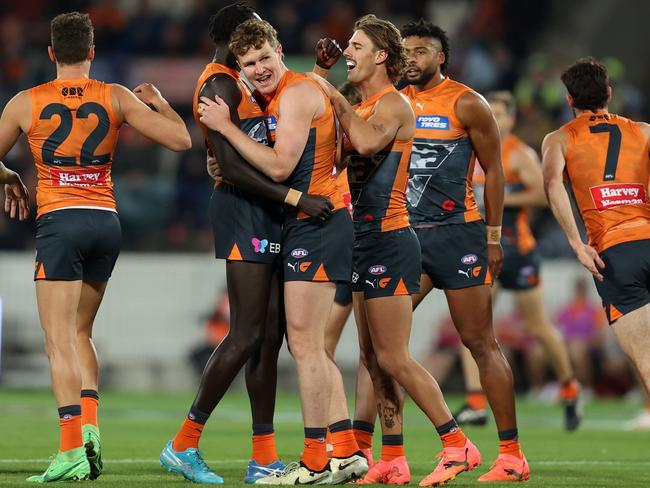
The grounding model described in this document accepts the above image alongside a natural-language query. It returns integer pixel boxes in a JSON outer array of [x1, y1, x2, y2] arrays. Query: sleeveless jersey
[[401, 77, 482, 226], [27, 78, 120, 218], [342, 86, 412, 235], [562, 111, 650, 252], [264, 70, 343, 219], [473, 134, 536, 253], [335, 167, 353, 214], [193, 62, 268, 182]]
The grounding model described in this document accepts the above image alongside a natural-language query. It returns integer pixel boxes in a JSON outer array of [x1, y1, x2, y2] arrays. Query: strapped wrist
[[486, 225, 502, 244], [285, 188, 303, 207]]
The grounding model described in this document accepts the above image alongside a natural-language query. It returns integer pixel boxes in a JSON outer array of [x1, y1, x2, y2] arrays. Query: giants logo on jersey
[[589, 183, 648, 211]]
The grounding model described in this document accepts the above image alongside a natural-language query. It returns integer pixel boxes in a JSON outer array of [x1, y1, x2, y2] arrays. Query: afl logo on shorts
[[291, 248, 309, 259], [368, 265, 387, 275], [461, 254, 478, 265]]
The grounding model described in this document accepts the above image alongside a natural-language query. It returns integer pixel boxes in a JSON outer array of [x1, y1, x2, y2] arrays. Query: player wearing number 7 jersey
[[542, 56, 650, 397], [0, 12, 190, 483]]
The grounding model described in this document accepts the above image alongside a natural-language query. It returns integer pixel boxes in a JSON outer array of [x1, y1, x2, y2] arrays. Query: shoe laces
[[279, 461, 302, 476], [189, 450, 211, 473]]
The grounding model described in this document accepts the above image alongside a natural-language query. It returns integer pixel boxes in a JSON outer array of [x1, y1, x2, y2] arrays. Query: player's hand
[[305, 72, 336, 98], [206, 149, 223, 184], [3, 169, 30, 221], [574, 242, 605, 281], [297, 193, 334, 221], [133, 83, 164, 107], [487, 242, 503, 281], [315, 38, 342, 70], [198, 95, 231, 132]]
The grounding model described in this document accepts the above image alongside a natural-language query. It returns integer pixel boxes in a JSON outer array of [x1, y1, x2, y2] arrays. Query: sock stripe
[[58, 404, 82, 418], [329, 419, 352, 433], [436, 418, 459, 436], [382, 434, 403, 446], [188, 406, 210, 425], [498, 428, 519, 441], [352, 420, 375, 433], [252, 424, 274, 436], [80, 389, 99, 400]]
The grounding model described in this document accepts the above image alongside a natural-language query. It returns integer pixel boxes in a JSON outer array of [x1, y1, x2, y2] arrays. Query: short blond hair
[[229, 19, 279, 57]]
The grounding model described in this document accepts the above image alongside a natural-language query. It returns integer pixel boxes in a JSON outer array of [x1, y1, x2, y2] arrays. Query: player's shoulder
[[541, 128, 567, 151]]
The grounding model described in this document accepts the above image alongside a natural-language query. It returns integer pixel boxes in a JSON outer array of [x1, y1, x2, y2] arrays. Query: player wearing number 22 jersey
[[0, 12, 190, 483], [542, 57, 650, 407]]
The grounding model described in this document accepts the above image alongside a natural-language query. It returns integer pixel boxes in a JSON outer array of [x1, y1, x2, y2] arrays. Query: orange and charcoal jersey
[[562, 111, 650, 253], [264, 70, 343, 219], [335, 166, 353, 214], [401, 77, 482, 227], [343, 86, 412, 236], [473, 133, 536, 254], [193, 62, 269, 186], [27, 78, 121, 219]]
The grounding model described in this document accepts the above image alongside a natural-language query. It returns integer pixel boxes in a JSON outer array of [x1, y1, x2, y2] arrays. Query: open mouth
[[405, 67, 420, 77], [346, 60, 357, 71], [256, 73, 272, 86]]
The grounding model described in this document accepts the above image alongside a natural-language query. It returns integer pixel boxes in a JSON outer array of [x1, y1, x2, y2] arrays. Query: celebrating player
[[542, 57, 650, 402], [0, 12, 190, 482]]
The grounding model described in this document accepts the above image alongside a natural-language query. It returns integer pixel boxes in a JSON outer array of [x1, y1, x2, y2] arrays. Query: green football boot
[[83, 424, 103, 479], [26, 447, 91, 482]]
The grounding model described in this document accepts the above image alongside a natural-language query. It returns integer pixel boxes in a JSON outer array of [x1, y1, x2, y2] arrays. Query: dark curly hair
[[208, 2, 257, 45], [50, 12, 94, 65], [401, 19, 450, 73], [561, 57, 610, 111]]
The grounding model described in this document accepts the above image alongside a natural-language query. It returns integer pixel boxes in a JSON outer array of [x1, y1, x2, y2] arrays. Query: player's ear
[[88, 45, 95, 62], [276, 43, 284, 59], [375, 49, 388, 65], [606, 85, 612, 104], [47, 46, 56, 63], [566, 94, 574, 108]]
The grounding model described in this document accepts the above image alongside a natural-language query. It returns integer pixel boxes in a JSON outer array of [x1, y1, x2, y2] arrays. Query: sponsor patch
[[461, 254, 478, 265], [265, 115, 277, 131], [50, 167, 109, 187], [291, 248, 309, 259], [589, 183, 647, 211], [416, 115, 449, 130], [368, 264, 387, 275]]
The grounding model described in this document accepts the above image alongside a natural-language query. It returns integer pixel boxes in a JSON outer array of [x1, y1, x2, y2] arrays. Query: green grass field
[[0, 389, 649, 487]]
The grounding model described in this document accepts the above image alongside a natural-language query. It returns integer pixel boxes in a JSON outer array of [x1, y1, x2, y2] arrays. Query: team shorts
[[282, 209, 353, 283], [209, 184, 283, 264], [415, 221, 492, 290], [334, 282, 353, 306], [352, 226, 421, 299], [593, 239, 650, 324], [499, 245, 541, 290], [34, 208, 121, 282]]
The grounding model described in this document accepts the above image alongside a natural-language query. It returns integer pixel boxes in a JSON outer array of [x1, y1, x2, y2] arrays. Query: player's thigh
[[284, 281, 336, 336], [325, 290, 353, 357], [515, 285, 553, 336], [444, 284, 494, 338], [412, 272, 434, 310], [365, 295, 413, 355], [353, 292, 374, 363], [36, 280, 83, 343], [76, 280, 108, 335], [226, 260, 276, 325]]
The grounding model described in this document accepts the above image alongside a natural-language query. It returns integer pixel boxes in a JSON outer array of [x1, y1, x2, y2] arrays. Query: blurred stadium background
[[1, 0, 650, 432]]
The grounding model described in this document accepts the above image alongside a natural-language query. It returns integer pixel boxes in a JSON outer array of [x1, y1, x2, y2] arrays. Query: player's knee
[[374, 348, 403, 377], [286, 333, 314, 361], [460, 333, 497, 361], [43, 333, 75, 358]]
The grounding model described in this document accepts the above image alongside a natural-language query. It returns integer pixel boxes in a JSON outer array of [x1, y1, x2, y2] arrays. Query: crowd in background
[[0, 0, 646, 253]]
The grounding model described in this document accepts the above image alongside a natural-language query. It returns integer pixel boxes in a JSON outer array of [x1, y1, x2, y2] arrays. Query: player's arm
[[111, 83, 191, 151], [457, 90, 504, 278], [199, 81, 318, 182], [506, 145, 548, 207], [312, 38, 342, 78], [541, 129, 604, 281], [0, 92, 31, 220], [199, 75, 333, 219]]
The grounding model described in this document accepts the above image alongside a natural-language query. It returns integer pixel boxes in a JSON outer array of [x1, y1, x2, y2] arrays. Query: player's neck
[[416, 71, 445, 92], [358, 70, 393, 101], [213, 45, 237, 69], [56, 62, 90, 80], [574, 106, 609, 118]]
